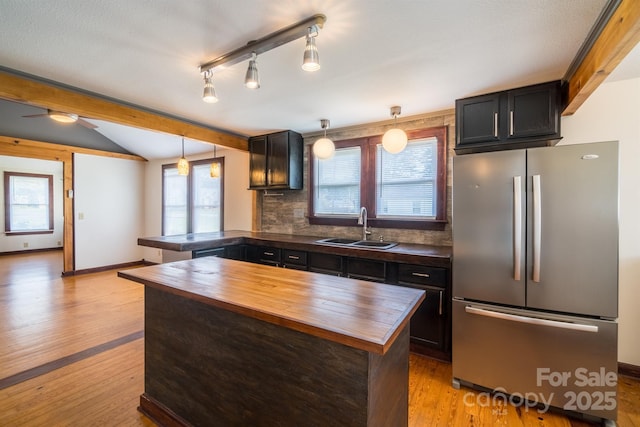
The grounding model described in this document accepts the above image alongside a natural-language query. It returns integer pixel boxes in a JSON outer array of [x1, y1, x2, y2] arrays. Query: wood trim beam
[[0, 70, 248, 151], [563, 0, 640, 115], [0, 135, 146, 162]]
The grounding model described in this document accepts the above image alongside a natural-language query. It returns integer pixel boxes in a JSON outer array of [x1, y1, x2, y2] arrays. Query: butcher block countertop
[[118, 256, 425, 355], [138, 230, 452, 268]]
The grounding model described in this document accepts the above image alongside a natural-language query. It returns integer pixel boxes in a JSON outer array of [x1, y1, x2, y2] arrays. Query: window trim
[[4, 171, 55, 235], [161, 157, 225, 236], [308, 126, 447, 231]]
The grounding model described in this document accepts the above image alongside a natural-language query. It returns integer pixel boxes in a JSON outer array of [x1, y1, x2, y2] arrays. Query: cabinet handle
[[264, 251, 274, 256], [288, 255, 300, 260], [509, 110, 514, 136], [493, 112, 498, 137], [438, 290, 444, 316], [412, 272, 430, 278]]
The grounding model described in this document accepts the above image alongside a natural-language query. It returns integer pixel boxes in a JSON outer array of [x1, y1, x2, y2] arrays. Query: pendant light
[[313, 119, 335, 159], [382, 106, 408, 154], [210, 144, 221, 178], [302, 27, 321, 72], [244, 52, 260, 89], [177, 136, 189, 176]]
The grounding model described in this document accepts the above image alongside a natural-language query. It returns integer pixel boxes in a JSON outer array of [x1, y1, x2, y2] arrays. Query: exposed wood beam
[[0, 70, 248, 151], [564, 0, 640, 115]]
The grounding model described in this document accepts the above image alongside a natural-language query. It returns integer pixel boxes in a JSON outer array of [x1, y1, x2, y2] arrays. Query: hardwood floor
[[0, 251, 638, 426]]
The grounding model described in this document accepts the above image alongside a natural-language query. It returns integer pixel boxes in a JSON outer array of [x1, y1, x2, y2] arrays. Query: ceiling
[[1, 0, 639, 159]]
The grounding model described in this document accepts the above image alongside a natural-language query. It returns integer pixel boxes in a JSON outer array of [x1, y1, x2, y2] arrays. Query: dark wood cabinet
[[395, 263, 449, 355], [346, 257, 386, 282], [308, 252, 343, 276], [236, 243, 451, 360], [245, 245, 281, 266], [455, 81, 562, 154], [282, 249, 307, 270], [249, 130, 303, 190]]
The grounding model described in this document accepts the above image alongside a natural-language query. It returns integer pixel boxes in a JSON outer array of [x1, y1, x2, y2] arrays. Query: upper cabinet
[[249, 130, 303, 190], [455, 81, 563, 154]]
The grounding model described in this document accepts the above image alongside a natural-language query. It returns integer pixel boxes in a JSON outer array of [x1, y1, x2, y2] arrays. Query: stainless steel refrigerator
[[452, 141, 618, 423]]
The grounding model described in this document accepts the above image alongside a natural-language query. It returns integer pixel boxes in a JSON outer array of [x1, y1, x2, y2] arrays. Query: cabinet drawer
[[346, 258, 386, 282], [282, 249, 307, 268], [192, 248, 225, 258], [398, 264, 446, 287], [308, 252, 343, 276], [246, 245, 281, 266]]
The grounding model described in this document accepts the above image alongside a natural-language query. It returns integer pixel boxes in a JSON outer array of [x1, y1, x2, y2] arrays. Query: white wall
[[560, 77, 640, 366], [0, 156, 64, 252], [74, 153, 145, 270], [141, 147, 252, 263]]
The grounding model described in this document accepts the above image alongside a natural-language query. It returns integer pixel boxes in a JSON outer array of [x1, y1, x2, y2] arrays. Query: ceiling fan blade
[[77, 118, 98, 129], [22, 113, 49, 118]]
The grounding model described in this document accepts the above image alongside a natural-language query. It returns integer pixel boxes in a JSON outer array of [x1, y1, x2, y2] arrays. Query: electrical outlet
[[23, 242, 29, 248], [57, 241, 62, 246], [78, 212, 84, 220]]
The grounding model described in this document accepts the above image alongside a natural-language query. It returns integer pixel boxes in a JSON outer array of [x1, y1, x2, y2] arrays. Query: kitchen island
[[118, 256, 425, 427]]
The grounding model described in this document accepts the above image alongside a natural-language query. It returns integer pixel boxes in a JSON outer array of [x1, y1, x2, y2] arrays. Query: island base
[[140, 286, 410, 427]]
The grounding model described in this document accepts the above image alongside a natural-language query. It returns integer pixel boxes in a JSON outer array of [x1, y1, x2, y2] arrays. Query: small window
[[162, 158, 224, 236], [309, 127, 447, 230], [376, 137, 438, 218], [313, 146, 361, 215], [4, 172, 54, 235]]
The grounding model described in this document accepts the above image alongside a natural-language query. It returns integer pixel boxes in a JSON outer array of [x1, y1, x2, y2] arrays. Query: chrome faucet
[[357, 207, 372, 241]]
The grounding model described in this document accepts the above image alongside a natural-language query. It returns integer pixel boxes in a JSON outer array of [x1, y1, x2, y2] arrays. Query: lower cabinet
[[307, 252, 343, 276], [395, 264, 450, 355], [245, 245, 281, 266], [204, 243, 451, 359]]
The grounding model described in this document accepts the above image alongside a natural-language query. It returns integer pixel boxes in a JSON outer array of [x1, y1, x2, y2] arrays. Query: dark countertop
[[138, 230, 452, 268]]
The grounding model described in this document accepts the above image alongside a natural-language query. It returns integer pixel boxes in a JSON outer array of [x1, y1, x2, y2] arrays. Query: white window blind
[[192, 163, 222, 233], [376, 137, 438, 218], [313, 146, 361, 215], [7, 174, 52, 232], [163, 167, 188, 236]]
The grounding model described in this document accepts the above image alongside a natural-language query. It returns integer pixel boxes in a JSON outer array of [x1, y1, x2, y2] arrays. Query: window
[[309, 127, 447, 230], [162, 158, 224, 236], [4, 172, 54, 235]]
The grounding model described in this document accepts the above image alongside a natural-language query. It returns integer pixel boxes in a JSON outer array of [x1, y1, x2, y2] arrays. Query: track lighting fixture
[[244, 52, 260, 89], [202, 70, 218, 103], [210, 144, 221, 178], [382, 106, 408, 154], [177, 136, 189, 176], [313, 119, 335, 159], [199, 14, 326, 102]]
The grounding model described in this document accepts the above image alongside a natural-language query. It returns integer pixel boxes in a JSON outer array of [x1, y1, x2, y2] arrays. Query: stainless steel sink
[[316, 237, 359, 245], [315, 238, 397, 250], [351, 240, 397, 249]]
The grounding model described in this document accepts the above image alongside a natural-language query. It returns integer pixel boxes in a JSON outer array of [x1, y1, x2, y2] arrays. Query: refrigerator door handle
[[532, 174, 542, 282], [513, 176, 522, 281], [464, 306, 598, 333]]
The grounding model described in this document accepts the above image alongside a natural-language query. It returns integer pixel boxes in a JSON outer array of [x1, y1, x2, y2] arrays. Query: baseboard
[[0, 247, 62, 256], [62, 260, 147, 277], [619, 362, 640, 379]]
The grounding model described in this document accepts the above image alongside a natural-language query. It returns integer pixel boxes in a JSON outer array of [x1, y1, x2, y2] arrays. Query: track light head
[[245, 53, 260, 89], [202, 70, 218, 103], [302, 27, 320, 72]]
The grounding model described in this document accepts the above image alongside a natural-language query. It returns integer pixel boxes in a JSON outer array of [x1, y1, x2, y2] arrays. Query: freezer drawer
[[452, 300, 617, 421]]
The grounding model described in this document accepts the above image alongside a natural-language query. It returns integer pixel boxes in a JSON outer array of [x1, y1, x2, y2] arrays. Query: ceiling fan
[[22, 109, 97, 129]]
